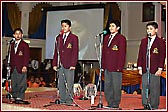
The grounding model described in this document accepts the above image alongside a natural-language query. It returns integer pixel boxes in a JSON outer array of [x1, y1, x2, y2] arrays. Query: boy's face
[[109, 23, 120, 34], [35, 78, 40, 84], [61, 22, 71, 33], [13, 30, 23, 41], [30, 77, 34, 83], [146, 25, 158, 37]]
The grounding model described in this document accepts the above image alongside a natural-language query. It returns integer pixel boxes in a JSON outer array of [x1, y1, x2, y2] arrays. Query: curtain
[[103, 3, 110, 30], [160, 77, 166, 96], [28, 3, 51, 39], [6, 2, 21, 31], [2, 2, 21, 37], [2, 3, 13, 37], [29, 12, 47, 39], [103, 3, 121, 34]]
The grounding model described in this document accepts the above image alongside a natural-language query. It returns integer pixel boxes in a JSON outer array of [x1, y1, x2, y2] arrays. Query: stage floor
[[1, 87, 167, 111]]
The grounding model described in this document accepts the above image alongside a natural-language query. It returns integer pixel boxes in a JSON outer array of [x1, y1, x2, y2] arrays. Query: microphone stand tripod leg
[[79, 64, 88, 100]]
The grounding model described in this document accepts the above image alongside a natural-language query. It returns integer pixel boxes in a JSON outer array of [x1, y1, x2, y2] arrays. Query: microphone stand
[[3, 40, 31, 105], [55, 36, 80, 108], [44, 34, 62, 106], [43, 34, 64, 107], [134, 36, 152, 110], [77, 73, 82, 84], [44, 34, 80, 108], [5, 42, 13, 100], [44, 68, 61, 106], [79, 63, 88, 100], [96, 33, 104, 108], [90, 33, 104, 109], [144, 36, 152, 110], [54, 34, 61, 104]]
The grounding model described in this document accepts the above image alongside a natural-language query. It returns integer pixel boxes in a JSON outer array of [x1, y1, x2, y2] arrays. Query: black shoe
[[112, 105, 119, 108], [14, 100, 31, 104], [144, 105, 152, 110], [144, 105, 148, 109], [56, 100, 66, 105], [104, 105, 112, 109], [65, 102, 77, 106], [104, 106, 122, 110], [112, 107, 122, 110], [112, 105, 122, 110], [55, 99, 60, 104]]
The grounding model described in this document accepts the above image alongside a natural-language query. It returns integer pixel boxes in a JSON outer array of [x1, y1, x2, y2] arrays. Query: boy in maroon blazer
[[137, 22, 166, 109], [102, 20, 126, 109], [52, 19, 79, 105], [10, 28, 30, 101]]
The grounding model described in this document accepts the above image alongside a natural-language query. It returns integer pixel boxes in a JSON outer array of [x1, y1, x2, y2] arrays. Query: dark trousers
[[58, 66, 74, 104], [142, 72, 160, 109], [11, 68, 27, 99], [104, 70, 122, 107]]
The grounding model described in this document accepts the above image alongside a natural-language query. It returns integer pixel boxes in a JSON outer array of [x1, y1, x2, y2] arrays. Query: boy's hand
[[69, 67, 75, 70], [53, 66, 57, 71], [22, 66, 27, 73], [138, 69, 142, 75], [155, 69, 162, 76]]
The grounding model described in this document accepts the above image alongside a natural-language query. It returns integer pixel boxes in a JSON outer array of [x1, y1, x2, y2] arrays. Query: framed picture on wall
[[142, 2, 155, 22], [161, 5, 166, 21]]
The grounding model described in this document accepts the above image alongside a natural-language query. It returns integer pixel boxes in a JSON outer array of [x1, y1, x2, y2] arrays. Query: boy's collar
[[150, 34, 156, 38], [64, 31, 70, 35], [110, 32, 118, 36]]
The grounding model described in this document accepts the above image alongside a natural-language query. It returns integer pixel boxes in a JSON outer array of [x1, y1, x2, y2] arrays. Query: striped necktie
[[108, 34, 113, 47], [14, 42, 18, 53], [14, 42, 17, 48], [63, 34, 66, 44]]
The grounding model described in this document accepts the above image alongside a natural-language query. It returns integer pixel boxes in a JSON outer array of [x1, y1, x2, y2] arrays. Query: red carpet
[[2, 87, 166, 111]]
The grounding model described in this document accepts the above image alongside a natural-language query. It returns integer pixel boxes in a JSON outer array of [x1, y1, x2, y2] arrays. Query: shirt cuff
[[138, 67, 142, 70], [158, 67, 163, 71]]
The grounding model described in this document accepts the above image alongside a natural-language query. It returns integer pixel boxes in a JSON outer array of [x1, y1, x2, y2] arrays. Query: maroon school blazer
[[137, 36, 166, 74], [52, 32, 79, 69], [102, 33, 127, 72], [10, 39, 30, 74]]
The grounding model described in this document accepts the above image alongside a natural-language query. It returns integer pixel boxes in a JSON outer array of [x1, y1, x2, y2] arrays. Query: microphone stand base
[[6, 93, 13, 99], [97, 103, 103, 108], [55, 99, 60, 104], [134, 104, 152, 110], [89, 103, 103, 110]]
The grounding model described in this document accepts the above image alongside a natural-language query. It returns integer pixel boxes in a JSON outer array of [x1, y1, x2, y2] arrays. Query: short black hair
[[146, 22, 158, 29], [109, 20, 121, 28], [13, 28, 23, 34], [61, 19, 71, 27]]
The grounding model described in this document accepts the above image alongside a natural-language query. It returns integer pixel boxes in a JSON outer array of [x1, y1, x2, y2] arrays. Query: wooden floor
[[1, 87, 167, 111]]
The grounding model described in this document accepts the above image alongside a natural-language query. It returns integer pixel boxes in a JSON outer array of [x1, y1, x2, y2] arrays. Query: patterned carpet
[[1, 87, 166, 111]]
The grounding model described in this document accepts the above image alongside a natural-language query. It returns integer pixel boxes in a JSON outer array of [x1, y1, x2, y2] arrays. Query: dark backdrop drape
[[2, 2, 50, 39], [2, 3, 14, 37], [28, 12, 46, 39]]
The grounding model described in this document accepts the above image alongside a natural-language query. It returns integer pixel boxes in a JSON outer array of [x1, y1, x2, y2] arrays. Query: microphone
[[95, 43, 99, 48], [56, 30, 64, 38], [96, 30, 107, 37], [60, 30, 64, 34], [7, 38, 15, 44], [147, 32, 151, 37]]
